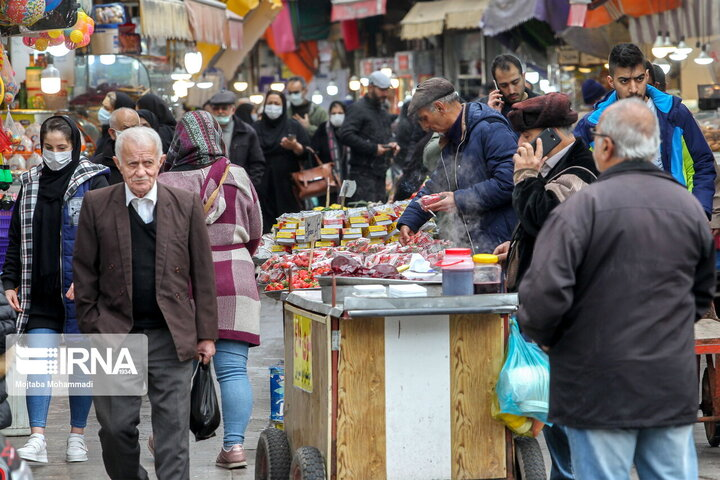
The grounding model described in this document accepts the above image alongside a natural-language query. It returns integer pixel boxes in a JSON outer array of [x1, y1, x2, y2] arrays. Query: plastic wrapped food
[[7, 154, 25, 170]]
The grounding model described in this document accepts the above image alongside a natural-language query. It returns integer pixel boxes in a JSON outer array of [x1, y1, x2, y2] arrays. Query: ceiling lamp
[[40, 64, 61, 94], [249, 93, 264, 104], [196, 75, 213, 89], [47, 44, 70, 57], [270, 80, 285, 91], [184, 50, 203, 75], [234, 80, 249, 92], [675, 36, 693, 56], [348, 76, 361, 91], [311, 89, 323, 104], [173, 80, 189, 98], [326, 80, 338, 96], [171, 68, 191, 81], [578, 67, 592, 73], [695, 44, 714, 65], [380, 64, 393, 78], [390, 75, 400, 89], [668, 51, 687, 62], [360, 77, 369, 87], [100, 54, 116, 65], [525, 70, 540, 84], [655, 58, 671, 74]]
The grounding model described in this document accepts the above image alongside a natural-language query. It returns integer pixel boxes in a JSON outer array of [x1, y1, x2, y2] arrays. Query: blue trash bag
[[495, 317, 550, 424]]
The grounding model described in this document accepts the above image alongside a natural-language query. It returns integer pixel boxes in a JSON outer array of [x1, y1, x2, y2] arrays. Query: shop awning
[[400, 0, 488, 40], [138, 0, 193, 41], [226, 11, 244, 51], [214, 0, 282, 81], [481, 0, 537, 37], [400, 1, 447, 40], [628, 0, 720, 45], [185, 0, 229, 47], [330, 0, 387, 22]]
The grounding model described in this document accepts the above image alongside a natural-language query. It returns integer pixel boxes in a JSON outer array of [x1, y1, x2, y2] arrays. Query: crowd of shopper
[[0, 40, 716, 480]]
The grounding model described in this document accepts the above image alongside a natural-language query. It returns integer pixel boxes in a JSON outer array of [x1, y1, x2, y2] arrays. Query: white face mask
[[329, 113, 345, 128], [288, 92, 304, 106], [98, 107, 111, 125], [43, 150, 73, 171], [264, 104, 283, 120], [251, 113, 258, 122]]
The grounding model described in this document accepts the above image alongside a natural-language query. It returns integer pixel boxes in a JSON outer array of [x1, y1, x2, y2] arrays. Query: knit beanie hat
[[581, 79, 607, 105]]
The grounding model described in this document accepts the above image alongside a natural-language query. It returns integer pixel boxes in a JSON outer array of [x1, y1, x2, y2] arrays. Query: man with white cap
[[339, 70, 400, 202]]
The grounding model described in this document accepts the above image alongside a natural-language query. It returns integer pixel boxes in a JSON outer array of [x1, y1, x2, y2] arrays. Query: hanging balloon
[[47, 29, 62, 39], [22, 37, 36, 47], [49, 35, 64, 46], [43, 0, 61, 12], [69, 30, 83, 44], [34, 38, 48, 51], [3, 0, 46, 26]]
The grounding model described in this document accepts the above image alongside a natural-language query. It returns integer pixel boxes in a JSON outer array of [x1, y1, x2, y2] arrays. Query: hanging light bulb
[[100, 54, 116, 65], [184, 50, 203, 75], [578, 67, 592, 74], [662, 32, 676, 56], [525, 70, 540, 84], [695, 44, 714, 65], [326, 81, 338, 96], [234, 80, 249, 92], [668, 51, 687, 62], [249, 93, 264, 104], [171, 68, 191, 81], [311, 89, 323, 104], [675, 36, 693, 56], [390, 75, 400, 89], [655, 58, 671, 74], [380, 64, 393, 78], [173, 80, 189, 98], [348, 76, 361, 91], [652, 31, 668, 58], [270, 80, 286, 91], [360, 77, 369, 87], [47, 44, 70, 57], [196, 75, 213, 89], [40, 64, 61, 94]]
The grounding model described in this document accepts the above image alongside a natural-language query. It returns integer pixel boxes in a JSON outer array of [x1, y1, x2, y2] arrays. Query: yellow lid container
[[473, 254, 499, 264]]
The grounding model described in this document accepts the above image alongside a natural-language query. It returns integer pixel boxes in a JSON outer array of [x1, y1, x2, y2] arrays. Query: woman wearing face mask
[[2, 116, 109, 464], [311, 101, 350, 181], [253, 90, 310, 232], [95, 91, 135, 159]]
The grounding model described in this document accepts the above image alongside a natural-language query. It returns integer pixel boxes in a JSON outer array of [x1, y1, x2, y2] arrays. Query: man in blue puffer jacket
[[398, 77, 517, 253], [575, 43, 715, 217]]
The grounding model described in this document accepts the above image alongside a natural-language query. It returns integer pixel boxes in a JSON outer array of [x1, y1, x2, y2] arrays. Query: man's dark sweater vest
[[128, 205, 166, 329]]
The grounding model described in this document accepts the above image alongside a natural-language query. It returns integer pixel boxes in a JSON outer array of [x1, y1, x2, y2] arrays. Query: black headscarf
[[137, 109, 160, 132], [34, 116, 82, 304], [235, 103, 254, 125], [137, 93, 177, 127], [113, 92, 136, 110], [253, 91, 305, 156], [96, 91, 136, 155]]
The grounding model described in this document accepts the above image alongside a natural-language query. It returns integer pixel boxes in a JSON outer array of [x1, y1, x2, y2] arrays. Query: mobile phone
[[493, 79, 499, 91], [530, 128, 562, 154], [288, 133, 297, 142]]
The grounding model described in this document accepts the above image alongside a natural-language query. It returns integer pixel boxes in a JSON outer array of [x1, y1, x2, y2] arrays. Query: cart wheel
[[514, 436, 546, 480], [290, 446, 326, 480], [701, 368, 720, 447], [255, 427, 292, 480]]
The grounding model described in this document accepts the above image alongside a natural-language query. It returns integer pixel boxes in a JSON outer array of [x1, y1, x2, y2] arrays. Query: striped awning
[[185, 0, 229, 47], [139, 0, 193, 41], [400, 0, 487, 40], [226, 11, 244, 51], [629, 0, 720, 45]]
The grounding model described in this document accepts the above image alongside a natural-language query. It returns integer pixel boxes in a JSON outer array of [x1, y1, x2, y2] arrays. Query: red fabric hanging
[[341, 19, 360, 51], [265, 28, 318, 82]]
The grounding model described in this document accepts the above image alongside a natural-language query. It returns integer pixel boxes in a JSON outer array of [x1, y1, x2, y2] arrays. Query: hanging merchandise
[[0, 50, 18, 106], [0, 0, 47, 27], [21, 8, 94, 52]]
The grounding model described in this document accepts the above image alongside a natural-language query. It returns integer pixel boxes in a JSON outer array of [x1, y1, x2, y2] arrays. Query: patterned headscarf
[[165, 110, 227, 171]]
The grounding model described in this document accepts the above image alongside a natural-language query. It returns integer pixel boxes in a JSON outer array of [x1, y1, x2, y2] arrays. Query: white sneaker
[[66, 433, 88, 462], [17, 433, 48, 463]]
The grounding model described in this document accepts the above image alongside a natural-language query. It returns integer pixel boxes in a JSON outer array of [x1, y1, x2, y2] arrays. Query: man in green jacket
[[286, 76, 328, 136]]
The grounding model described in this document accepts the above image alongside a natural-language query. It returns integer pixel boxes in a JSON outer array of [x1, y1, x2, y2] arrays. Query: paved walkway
[[7, 294, 720, 479]]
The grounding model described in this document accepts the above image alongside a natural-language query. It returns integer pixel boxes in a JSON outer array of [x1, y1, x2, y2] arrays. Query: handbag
[[291, 147, 340, 200]]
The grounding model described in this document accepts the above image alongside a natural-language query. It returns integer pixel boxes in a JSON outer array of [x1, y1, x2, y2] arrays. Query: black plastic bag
[[189, 362, 220, 441]]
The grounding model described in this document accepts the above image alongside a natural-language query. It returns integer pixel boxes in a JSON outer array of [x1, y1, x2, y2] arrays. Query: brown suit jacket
[[73, 182, 218, 361]]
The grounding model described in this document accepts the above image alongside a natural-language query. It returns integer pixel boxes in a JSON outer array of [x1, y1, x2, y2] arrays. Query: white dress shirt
[[125, 182, 158, 224], [540, 142, 573, 177]]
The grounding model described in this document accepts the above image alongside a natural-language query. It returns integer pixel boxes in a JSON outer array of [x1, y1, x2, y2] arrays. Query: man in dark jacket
[[518, 98, 715, 479], [480, 54, 540, 118], [494, 93, 598, 480], [207, 90, 265, 190], [398, 77, 517, 253], [575, 43, 715, 217], [339, 70, 399, 203], [91, 108, 140, 184]]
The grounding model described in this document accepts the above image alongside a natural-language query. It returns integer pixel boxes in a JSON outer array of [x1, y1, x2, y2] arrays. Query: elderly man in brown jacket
[[73, 126, 218, 480]]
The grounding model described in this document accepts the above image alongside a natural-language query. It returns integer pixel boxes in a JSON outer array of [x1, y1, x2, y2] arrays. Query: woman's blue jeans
[[25, 328, 92, 429], [213, 340, 252, 448]]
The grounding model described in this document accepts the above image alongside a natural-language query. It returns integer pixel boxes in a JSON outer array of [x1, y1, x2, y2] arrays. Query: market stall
[[256, 289, 546, 480]]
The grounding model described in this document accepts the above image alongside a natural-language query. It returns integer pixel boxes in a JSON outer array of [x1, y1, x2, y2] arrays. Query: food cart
[[695, 318, 720, 446], [255, 289, 547, 480]]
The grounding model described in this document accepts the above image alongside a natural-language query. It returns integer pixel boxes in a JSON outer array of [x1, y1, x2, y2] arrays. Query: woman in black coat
[[253, 91, 310, 232]]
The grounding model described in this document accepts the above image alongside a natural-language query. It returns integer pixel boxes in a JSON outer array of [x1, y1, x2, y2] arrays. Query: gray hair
[[287, 76, 306, 89], [109, 107, 140, 130], [425, 91, 461, 113], [598, 98, 660, 162], [115, 126, 163, 163]]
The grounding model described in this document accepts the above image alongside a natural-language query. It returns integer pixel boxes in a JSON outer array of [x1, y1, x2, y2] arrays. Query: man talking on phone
[[493, 93, 597, 480], [480, 54, 539, 118]]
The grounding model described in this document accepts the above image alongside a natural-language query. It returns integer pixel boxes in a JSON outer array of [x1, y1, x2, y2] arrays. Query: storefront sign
[[293, 313, 313, 393], [558, 46, 580, 65], [395, 51, 413, 75]]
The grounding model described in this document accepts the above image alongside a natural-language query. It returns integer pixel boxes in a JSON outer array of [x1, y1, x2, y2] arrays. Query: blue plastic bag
[[496, 317, 550, 424]]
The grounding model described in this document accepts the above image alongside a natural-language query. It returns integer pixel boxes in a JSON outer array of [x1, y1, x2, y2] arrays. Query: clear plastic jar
[[473, 254, 502, 294], [440, 248, 474, 296]]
